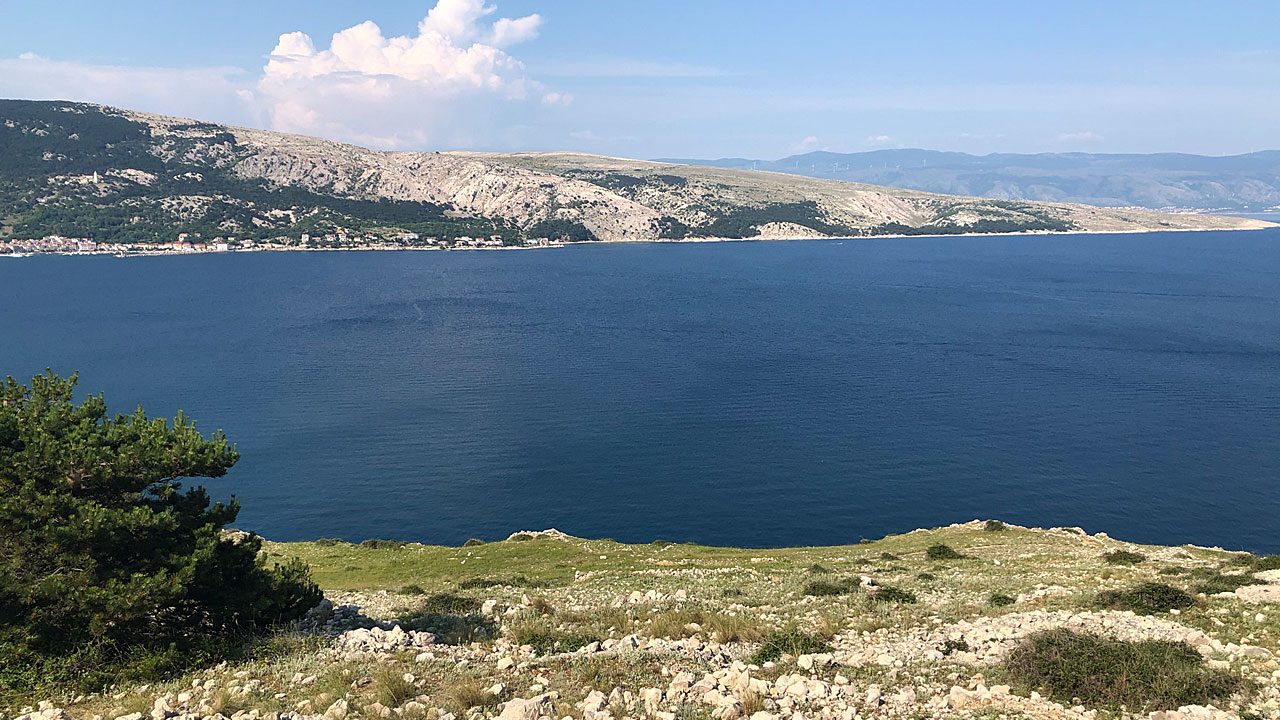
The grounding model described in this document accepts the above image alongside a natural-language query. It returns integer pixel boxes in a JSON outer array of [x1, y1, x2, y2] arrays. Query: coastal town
[[0, 231, 563, 257]]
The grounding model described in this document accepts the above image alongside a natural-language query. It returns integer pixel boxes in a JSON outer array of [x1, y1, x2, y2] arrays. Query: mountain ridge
[[0, 99, 1270, 248], [658, 149, 1280, 211]]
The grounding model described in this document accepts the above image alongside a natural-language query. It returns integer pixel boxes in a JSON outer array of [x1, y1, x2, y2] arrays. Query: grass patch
[[926, 544, 967, 561], [457, 575, 550, 590], [806, 563, 832, 574], [372, 665, 418, 707], [443, 677, 501, 715], [1103, 550, 1147, 566], [1095, 583, 1195, 615], [399, 584, 427, 596], [1004, 629, 1239, 711], [750, 630, 830, 665]]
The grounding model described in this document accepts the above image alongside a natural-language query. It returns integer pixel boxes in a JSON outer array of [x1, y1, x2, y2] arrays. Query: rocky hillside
[[9, 523, 1280, 720], [0, 100, 1271, 245]]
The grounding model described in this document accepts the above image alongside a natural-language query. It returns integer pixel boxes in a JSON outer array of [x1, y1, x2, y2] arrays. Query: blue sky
[[1, 1, 1276, 157]]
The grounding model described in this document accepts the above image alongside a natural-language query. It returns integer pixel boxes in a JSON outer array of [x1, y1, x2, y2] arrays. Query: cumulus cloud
[[257, 0, 551, 148], [865, 134, 893, 147]]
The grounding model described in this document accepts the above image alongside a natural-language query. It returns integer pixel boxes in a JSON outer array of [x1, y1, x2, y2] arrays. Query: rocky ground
[[7, 523, 1279, 720]]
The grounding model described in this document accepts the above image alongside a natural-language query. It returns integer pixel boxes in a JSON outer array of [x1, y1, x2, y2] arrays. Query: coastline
[[3, 220, 1277, 260]]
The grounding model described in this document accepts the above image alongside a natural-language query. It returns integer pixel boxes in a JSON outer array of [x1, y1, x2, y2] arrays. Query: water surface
[[3, 230, 1278, 551]]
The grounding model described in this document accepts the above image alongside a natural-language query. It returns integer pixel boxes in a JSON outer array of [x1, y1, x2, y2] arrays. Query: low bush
[[462, 538, 486, 547], [750, 630, 831, 664], [314, 538, 343, 547], [869, 586, 917, 604], [984, 520, 1008, 532], [878, 552, 900, 561], [989, 592, 1016, 607], [802, 578, 860, 597], [1004, 629, 1238, 710], [420, 592, 481, 615], [916, 572, 936, 581], [806, 564, 832, 574], [926, 544, 967, 561], [360, 539, 407, 549], [1103, 550, 1147, 566], [1095, 583, 1195, 615], [1194, 573, 1255, 595], [400, 584, 427, 596]]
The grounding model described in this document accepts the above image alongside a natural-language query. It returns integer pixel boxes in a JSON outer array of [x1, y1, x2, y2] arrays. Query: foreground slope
[[0, 99, 1270, 245], [11, 523, 1280, 720]]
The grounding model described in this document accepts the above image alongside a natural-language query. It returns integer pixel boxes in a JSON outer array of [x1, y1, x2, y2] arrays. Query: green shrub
[[989, 592, 1015, 607], [802, 578, 859, 597], [941, 639, 971, 655], [360, 539, 406, 549], [878, 552, 900, 561], [1194, 573, 1255, 595], [1103, 550, 1147, 566], [314, 538, 343, 547], [0, 372, 321, 693], [1004, 629, 1238, 710], [983, 520, 1008, 532], [1095, 583, 1195, 615], [462, 538, 486, 547], [806, 563, 832, 574], [420, 593, 481, 615], [916, 572, 936, 581], [508, 533, 535, 542], [926, 544, 967, 561], [869, 586, 916, 604], [1255, 556, 1280, 571], [750, 630, 830, 664], [400, 584, 427, 596]]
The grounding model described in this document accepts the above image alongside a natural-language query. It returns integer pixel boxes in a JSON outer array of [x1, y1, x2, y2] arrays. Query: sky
[[0, 0, 1277, 159]]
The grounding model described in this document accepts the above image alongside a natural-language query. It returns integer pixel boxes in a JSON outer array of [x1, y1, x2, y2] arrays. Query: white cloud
[[865, 134, 893, 147], [789, 135, 823, 153], [1057, 130, 1103, 142], [256, 0, 552, 148]]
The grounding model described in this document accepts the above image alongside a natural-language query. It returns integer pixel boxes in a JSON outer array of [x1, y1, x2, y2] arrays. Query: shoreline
[[3, 222, 1277, 260]]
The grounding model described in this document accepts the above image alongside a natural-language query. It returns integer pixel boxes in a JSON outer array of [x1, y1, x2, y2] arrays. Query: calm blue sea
[[3, 230, 1279, 552]]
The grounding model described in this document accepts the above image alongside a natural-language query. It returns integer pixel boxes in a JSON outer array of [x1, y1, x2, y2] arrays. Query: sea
[[3, 228, 1279, 552]]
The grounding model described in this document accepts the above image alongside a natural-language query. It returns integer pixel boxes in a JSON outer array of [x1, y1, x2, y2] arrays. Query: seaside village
[[0, 231, 559, 256]]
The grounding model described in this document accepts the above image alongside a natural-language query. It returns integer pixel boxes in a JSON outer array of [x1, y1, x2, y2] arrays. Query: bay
[[3, 230, 1278, 551]]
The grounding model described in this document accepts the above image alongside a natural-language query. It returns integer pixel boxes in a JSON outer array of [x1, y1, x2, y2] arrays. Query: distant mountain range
[[659, 150, 1280, 211], [0, 99, 1271, 247]]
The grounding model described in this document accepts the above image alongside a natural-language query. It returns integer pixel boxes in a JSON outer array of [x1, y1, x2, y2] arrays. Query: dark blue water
[[3, 230, 1279, 552]]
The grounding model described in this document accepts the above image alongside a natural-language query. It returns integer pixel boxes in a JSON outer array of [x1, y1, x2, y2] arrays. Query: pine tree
[[0, 371, 321, 691]]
